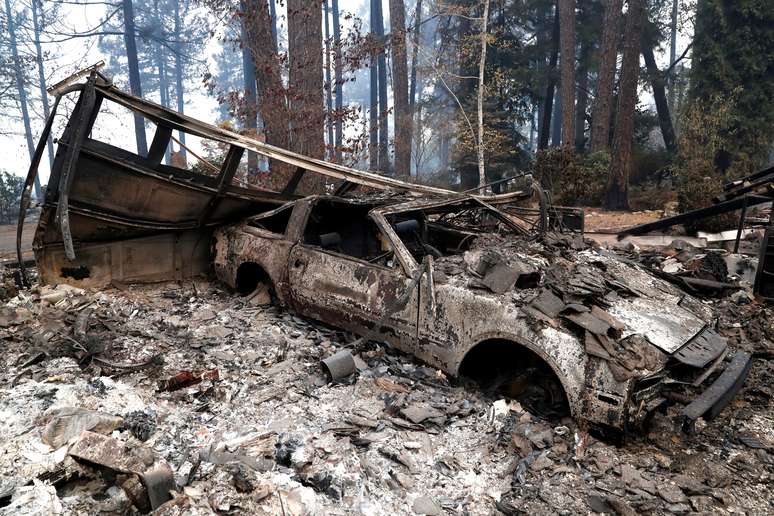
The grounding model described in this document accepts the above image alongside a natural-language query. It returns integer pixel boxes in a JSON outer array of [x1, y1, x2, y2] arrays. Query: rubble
[[41, 407, 123, 448], [157, 369, 220, 392], [0, 276, 771, 514]]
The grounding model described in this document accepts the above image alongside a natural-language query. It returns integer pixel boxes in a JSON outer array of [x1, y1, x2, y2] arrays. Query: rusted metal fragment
[[682, 351, 752, 428], [68, 431, 175, 511], [530, 289, 565, 318], [480, 260, 540, 294], [590, 306, 625, 336], [56, 75, 97, 261], [673, 327, 727, 368], [36, 230, 210, 288], [563, 311, 612, 337], [321, 350, 356, 382], [584, 331, 612, 361], [157, 369, 219, 392]]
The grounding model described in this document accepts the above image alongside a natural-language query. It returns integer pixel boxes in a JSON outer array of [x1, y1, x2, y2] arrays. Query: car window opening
[[388, 204, 509, 263], [248, 206, 294, 235], [303, 200, 397, 268]]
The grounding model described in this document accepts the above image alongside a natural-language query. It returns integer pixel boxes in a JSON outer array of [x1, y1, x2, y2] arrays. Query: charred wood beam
[[333, 180, 357, 196], [618, 194, 773, 237], [198, 145, 245, 226], [723, 164, 774, 192], [716, 169, 774, 202], [147, 125, 173, 167], [281, 167, 306, 196]]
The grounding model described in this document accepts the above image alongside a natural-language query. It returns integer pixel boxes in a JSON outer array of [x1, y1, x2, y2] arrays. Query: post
[[734, 196, 748, 254]]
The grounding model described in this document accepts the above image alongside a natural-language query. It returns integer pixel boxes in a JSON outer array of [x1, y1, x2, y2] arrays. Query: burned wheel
[[235, 262, 276, 305], [459, 339, 571, 420], [489, 366, 569, 418]]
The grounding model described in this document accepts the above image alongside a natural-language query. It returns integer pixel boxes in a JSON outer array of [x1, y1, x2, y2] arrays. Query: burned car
[[213, 195, 752, 434]]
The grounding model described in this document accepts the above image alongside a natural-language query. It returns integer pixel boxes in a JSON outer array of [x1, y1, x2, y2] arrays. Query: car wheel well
[[234, 261, 271, 295], [458, 338, 570, 418]]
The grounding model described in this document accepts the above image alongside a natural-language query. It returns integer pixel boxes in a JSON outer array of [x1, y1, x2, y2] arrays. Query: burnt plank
[[147, 124, 173, 166]]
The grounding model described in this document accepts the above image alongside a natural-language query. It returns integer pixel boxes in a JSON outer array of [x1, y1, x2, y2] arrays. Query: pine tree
[[689, 0, 774, 176], [590, 0, 622, 152], [605, 0, 646, 209], [4, 0, 41, 197], [558, 0, 575, 147], [287, 0, 324, 159], [390, 0, 412, 180]]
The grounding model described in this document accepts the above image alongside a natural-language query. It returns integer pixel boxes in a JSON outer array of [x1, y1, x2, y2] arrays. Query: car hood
[[432, 235, 719, 360]]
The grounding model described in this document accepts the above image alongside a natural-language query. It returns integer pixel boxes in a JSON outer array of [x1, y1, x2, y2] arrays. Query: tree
[[331, 0, 343, 161], [242, 0, 290, 157], [29, 0, 55, 171], [689, 0, 774, 177], [324, 0, 334, 159], [121, 0, 148, 155], [0, 170, 24, 224], [572, 0, 602, 151], [476, 0, 490, 187], [371, 0, 389, 171], [369, 6, 378, 170], [641, 41, 676, 153], [449, 0, 531, 190], [538, 6, 559, 150], [287, 0, 324, 159], [97, 0, 209, 160], [172, 0, 188, 159], [240, 0, 259, 175], [4, 0, 41, 198], [574, 39, 589, 150], [558, 0, 574, 147], [409, 0, 422, 113], [605, 0, 645, 209], [390, 0, 412, 180], [590, 0, 622, 152], [668, 0, 678, 113], [211, 39, 243, 121]]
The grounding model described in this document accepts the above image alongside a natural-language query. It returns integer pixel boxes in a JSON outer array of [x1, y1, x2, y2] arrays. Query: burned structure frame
[[621, 165, 774, 301], [16, 68, 535, 289]]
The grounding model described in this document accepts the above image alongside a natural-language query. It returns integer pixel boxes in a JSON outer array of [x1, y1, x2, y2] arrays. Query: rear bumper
[[681, 351, 753, 432]]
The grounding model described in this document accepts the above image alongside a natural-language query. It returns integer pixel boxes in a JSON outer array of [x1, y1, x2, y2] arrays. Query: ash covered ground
[[0, 273, 773, 515]]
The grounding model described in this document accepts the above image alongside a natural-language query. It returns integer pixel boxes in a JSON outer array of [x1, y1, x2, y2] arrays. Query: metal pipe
[[321, 350, 356, 382]]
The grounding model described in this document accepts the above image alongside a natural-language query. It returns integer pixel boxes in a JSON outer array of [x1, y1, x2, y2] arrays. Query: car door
[[286, 200, 419, 345]]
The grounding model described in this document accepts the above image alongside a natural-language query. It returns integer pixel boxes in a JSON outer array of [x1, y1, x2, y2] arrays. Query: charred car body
[[213, 195, 752, 433], [19, 70, 751, 436]]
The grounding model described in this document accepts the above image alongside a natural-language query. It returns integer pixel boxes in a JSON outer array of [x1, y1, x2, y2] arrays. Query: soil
[[583, 210, 664, 233], [0, 222, 36, 261]]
